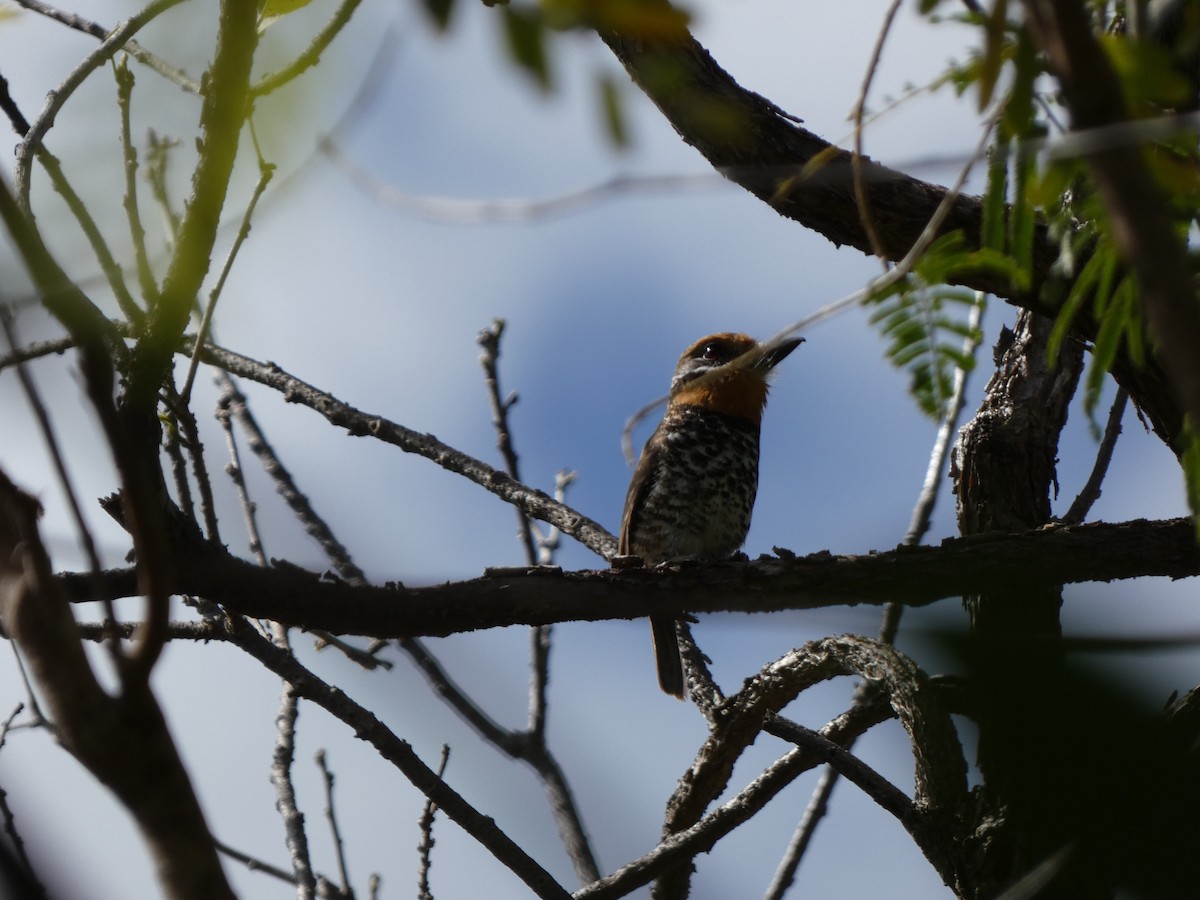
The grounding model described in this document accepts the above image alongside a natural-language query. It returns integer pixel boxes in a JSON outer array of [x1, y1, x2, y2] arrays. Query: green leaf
[[1009, 140, 1037, 289], [1101, 34, 1194, 109], [978, 0, 1009, 111], [503, 6, 551, 91], [1181, 422, 1200, 539], [597, 74, 628, 148], [982, 136, 1009, 252], [866, 279, 984, 420]]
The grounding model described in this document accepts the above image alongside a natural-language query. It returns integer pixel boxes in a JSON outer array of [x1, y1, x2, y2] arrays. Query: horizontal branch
[[56, 518, 1198, 639]]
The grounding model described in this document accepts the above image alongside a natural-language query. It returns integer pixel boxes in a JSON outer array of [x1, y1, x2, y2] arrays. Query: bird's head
[[667, 332, 803, 424]]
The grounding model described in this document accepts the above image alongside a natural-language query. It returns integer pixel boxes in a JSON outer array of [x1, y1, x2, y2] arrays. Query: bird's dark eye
[[701, 342, 725, 360]]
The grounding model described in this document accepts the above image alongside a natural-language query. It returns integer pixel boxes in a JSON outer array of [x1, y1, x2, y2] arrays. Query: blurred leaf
[[503, 5, 551, 91], [1086, 274, 1138, 417], [597, 73, 628, 148], [978, 0, 1009, 111], [1101, 33, 1194, 108], [1047, 233, 1108, 360], [258, 0, 313, 31], [258, 0, 313, 16], [1000, 28, 1039, 139], [421, 0, 456, 32], [1181, 422, 1200, 537], [1009, 141, 1036, 287], [589, 0, 690, 39], [982, 137, 1009, 252]]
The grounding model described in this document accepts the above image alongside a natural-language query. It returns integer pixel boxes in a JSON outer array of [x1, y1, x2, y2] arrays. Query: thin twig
[[323, 139, 721, 224], [13, 0, 200, 93], [14, 0, 190, 209], [217, 374, 367, 584], [273, 679, 317, 898], [0, 72, 31, 135], [216, 383, 269, 567], [180, 144, 276, 404], [221, 618, 571, 899], [850, 0, 904, 268], [115, 55, 159, 308], [0, 309, 122, 660], [35, 143, 144, 322], [477, 319, 538, 565], [214, 839, 298, 884], [194, 339, 617, 558], [574, 704, 891, 900], [0, 705, 46, 899], [170, 390, 222, 543], [1061, 387, 1128, 525], [316, 750, 354, 898], [251, 0, 364, 97], [417, 745, 450, 900], [397, 637, 601, 884]]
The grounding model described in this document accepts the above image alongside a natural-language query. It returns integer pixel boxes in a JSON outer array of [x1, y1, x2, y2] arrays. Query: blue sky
[[0, 1, 1194, 898]]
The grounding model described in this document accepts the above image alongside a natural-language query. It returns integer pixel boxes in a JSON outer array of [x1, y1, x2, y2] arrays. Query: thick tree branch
[[54, 517, 1198, 638], [0, 470, 233, 900]]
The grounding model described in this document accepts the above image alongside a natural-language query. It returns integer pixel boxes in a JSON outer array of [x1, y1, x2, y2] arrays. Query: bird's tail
[[650, 615, 685, 699]]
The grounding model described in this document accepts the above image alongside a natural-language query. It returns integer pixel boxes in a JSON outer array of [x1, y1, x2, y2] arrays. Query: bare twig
[[214, 839, 297, 884], [850, 0, 905, 267], [169, 390, 222, 544], [324, 139, 721, 224], [216, 383, 269, 566], [0, 705, 46, 899], [14, 0, 190, 209], [13, 0, 200, 93], [193, 339, 617, 558], [1062, 387, 1128, 525], [477, 319, 538, 564], [0, 309, 121, 660], [417, 745, 450, 900], [218, 374, 367, 585], [115, 55, 158, 309], [396, 637, 600, 884], [220, 618, 572, 900], [180, 146, 276, 404], [0, 72, 30, 136], [272, 679, 317, 899], [316, 750, 354, 898]]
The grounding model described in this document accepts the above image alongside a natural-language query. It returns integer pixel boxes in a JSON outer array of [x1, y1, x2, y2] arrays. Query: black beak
[[754, 336, 804, 371]]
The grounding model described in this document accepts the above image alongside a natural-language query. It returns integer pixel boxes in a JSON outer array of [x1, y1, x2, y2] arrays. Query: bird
[[618, 332, 803, 698]]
